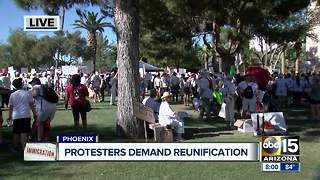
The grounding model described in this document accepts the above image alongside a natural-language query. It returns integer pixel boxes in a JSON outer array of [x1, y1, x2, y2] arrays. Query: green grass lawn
[[0, 99, 319, 180]]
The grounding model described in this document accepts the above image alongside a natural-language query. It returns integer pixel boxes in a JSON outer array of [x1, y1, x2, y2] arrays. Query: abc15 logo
[[261, 136, 299, 156]]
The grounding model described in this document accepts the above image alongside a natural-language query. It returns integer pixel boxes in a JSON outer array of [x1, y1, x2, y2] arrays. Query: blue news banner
[[57, 135, 98, 143]]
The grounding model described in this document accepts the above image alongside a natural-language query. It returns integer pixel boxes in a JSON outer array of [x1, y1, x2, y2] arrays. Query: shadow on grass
[[281, 105, 320, 142], [182, 115, 234, 140]]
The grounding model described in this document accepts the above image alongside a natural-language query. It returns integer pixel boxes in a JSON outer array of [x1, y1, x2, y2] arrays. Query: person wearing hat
[[158, 92, 184, 141], [8, 78, 37, 151]]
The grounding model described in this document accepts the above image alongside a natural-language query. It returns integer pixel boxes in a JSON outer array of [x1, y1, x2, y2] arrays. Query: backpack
[[207, 78, 213, 89], [41, 84, 59, 103], [243, 85, 254, 99], [101, 79, 107, 89]]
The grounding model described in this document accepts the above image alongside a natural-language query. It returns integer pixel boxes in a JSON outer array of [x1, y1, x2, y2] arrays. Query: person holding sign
[[158, 92, 184, 141]]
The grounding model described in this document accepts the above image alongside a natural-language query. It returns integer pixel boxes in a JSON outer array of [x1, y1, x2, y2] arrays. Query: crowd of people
[[141, 70, 320, 140], [1, 67, 320, 148], [0, 69, 119, 151]]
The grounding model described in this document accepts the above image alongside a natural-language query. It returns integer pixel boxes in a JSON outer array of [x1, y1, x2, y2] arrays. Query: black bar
[[25, 27, 58, 29]]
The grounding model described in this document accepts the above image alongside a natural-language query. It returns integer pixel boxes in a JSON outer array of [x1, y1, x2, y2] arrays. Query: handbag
[[83, 99, 92, 112], [218, 103, 226, 119]]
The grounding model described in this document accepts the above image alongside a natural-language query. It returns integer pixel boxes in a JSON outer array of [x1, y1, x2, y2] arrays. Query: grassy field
[[0, 99, 320, 180]]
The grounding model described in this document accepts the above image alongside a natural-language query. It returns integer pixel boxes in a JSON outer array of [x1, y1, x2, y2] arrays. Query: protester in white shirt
[[160, 72, 170, 94], [59, 75, 68, 98], [158, 92, 184, 141], [9, 78, 37, 151], [196, 71, 213, 119], [238, 75, 258, 117], [39, 72, 48, 85], [91, 72, 102, 103], [30, 78, 56, 141], [221, 76, 237, 127], [153, 73, 162, 97], [109, 72, 118, 105]]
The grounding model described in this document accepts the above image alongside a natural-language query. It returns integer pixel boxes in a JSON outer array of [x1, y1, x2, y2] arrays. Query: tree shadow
[[280, 106, 320, 142]]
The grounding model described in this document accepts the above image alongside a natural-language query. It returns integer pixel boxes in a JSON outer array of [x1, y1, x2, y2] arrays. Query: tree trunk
[[294, 42, 302, 74], [61, 6, 65, 31], [295, 51, 300, 74], [281, 46, 286, 74], [220, 54, 235, 74], [93, 32, 97, 73], [204, 53, 208, 70], [114, 0, 143, 139]]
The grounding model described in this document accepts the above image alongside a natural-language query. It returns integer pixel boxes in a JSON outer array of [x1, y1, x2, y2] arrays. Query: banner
[[24, 143, 57, 161], [62, 66, 78, 75], [21, 67, 28, 74], [251, 112, 287, 133], [57, 143, 259, 161]]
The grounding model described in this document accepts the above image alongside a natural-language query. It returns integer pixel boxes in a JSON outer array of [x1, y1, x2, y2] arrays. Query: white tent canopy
[[139, 60, 162, 72]]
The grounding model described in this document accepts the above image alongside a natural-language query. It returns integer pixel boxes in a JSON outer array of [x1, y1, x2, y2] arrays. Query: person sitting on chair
[[158, 92, 184, 141], [142, 89, 160, 122]]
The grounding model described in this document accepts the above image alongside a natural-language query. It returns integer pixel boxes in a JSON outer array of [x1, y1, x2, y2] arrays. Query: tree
[[64, 31, 87, 64], [73, 9, 110, 72], [7, 29, 37, 67], [139, 0, 309, 73], [95, 33, 117, 69], [31, 35, 58, 66], [114, 0, 142, 138], [0, 44, 12, 68]]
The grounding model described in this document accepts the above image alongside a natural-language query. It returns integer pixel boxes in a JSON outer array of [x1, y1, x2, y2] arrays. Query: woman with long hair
[[65, 74, 89, 129]]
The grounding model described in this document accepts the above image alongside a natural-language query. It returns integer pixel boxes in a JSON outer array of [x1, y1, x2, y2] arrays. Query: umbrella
[[245, 66, 271, 90]]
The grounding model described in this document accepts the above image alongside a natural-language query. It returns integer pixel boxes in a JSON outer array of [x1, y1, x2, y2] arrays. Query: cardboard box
[[235, 119, 255, 133]]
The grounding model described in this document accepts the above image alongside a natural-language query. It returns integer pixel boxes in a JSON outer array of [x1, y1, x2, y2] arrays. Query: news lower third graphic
[[261, 136, 300, 172], [24, 15, 60, 31], [24, 135, 260, 162], [23, 135, 301, 172]]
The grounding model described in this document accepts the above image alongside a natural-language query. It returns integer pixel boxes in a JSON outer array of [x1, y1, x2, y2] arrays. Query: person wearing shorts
[[30, 78, 56, 141], [9, 78, 37, 151], [238, 76, 258, 118]]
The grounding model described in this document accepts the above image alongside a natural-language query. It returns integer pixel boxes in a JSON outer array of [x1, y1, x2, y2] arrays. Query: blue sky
[[0, 0, 116, 44]]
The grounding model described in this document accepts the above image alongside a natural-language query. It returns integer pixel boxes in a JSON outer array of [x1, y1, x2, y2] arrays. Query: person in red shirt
[[65, 74, 89, 129]]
